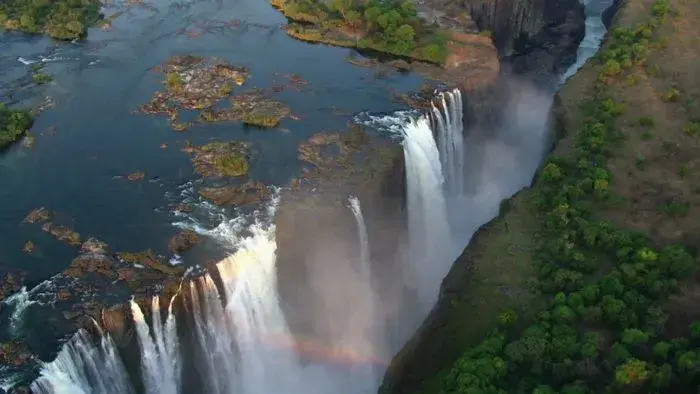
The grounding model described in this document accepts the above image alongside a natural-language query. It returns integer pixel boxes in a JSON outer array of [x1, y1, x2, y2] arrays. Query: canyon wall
[[379, 1, 622, 392]]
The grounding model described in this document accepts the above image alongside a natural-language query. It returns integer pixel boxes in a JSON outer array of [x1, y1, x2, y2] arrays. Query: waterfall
[[348, 196, 371, 282], [432, 89, 465, 199], [401, 114, 452, 311], [130, 297, 181, 394], [31, 199, 378, 394], [30, 329, 134, 394], [187, 220, 307, 394], [399, 87, 467, 318]]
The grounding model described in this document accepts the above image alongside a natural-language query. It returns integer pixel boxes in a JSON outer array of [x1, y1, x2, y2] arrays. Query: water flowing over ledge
[[25, 88, 476, 394]]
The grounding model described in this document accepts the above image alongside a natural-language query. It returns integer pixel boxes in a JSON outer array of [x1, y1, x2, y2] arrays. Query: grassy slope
[[381, 0, 700, 392], [600, 0, 700, 337]]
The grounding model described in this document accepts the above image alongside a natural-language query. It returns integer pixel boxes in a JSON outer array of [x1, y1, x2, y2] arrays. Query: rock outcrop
[[462, 0, 585, 56], [275, 127, 406, 345]]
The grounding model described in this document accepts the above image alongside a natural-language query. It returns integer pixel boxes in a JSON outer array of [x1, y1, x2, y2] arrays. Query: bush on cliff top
[[0, 0, 102, 40], [0, 103, 33, 150], [439, 1, 700, 393], [276, 0, 447, 64]]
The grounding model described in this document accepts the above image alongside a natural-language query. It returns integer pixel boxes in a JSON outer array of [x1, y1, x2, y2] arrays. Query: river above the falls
[[0, 0, 424, 284]]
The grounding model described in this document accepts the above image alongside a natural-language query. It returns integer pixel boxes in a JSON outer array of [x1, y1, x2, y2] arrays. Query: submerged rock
[[189, 141, 251, 178], [117, 250, 185, 276], [80, 237, 109, 255], [199, 181, 271, 206], [0, 272, 26, 303], [168, 230, 201, 254], [127, 171, 145, 181], [0, 340, 32, 368], [22, 241, 35, 254], [22, 207, 51, 224], [41, 222, 81, 246]]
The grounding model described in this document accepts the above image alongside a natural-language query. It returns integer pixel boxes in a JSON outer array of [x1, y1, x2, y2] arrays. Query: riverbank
[[270, 0, 501, 90], [382, 0, 700, 392]]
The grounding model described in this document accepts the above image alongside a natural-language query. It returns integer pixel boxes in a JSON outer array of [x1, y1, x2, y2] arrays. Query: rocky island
[[0, 0, 102, 40], [0, 104, 33, 150]]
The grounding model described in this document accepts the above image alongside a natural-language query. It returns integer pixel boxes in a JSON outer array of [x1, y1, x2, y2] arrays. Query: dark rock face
[[505, 5, 586, 83], [602, 0, 623, 28], [463, 0, 585, 82], [274, 128, 406, 346], [464, 0, 586, 55]]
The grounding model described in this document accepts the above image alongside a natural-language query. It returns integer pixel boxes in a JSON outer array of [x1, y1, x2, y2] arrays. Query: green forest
[[0, 104, 33, 150], [438, 1, 700, 392], [274, 0, 447, 64], [0, 0, 102, 40]]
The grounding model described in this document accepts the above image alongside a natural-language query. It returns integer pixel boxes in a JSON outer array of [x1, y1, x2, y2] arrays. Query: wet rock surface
[[199, 180, 272, 207], [0, 272, 26, 304], [0, 340, 32, 370], [276, 126, 406, 342], [168, 230, 201, 254]]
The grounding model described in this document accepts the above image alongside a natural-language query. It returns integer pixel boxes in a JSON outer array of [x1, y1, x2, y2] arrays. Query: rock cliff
[[275, 127, 406, 345], [379, 0, 618, 391]]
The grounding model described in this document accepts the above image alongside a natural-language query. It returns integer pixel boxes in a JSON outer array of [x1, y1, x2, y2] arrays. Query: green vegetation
[[438, 1, 700, 392], [32, 71, 53, 85], [166, 72, 184, 90], [214, 154, 249, 177], [271, 0, 448, 64], [0, 0, 102, 40], [0, 103, 33, 150]]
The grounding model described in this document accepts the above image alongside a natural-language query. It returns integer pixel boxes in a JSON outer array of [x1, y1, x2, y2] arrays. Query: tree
[[394, 25, 416, 44], [615, 358, 649, 387], [498, 309, 518, 328], [363, 6, 381, 30], [376, 9, 402, 32], [344, 9, 361, 27], [399, 0, 417, 17], [330, 0, 353, 22]]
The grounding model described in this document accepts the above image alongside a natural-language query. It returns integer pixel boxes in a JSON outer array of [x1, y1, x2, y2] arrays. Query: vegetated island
[[0, 103, 33, 150], [382, 0, 700, 392], [0, 0, 102, 40], [271, 0, 449, 65]]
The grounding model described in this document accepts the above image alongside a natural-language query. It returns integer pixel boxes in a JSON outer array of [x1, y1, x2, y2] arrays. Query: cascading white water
[[130, 297, 181, 394], [31, 329, 134, 394], [32, 198, 378, 394], [3, 287, 35, 337], [432, 89, 465, 199], [401, 114, 453, 311], [348, 196, 371, 282]]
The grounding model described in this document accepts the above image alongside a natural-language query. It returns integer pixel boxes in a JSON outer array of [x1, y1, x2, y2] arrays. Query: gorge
[[3, 0, 692, 392]]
